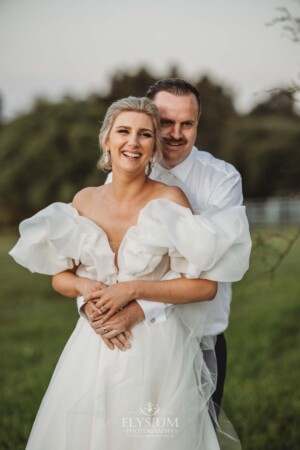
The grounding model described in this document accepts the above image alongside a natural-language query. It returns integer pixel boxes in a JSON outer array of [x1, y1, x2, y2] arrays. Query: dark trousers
[[203, 332, 227, 417], [213, 333, 227, 415]]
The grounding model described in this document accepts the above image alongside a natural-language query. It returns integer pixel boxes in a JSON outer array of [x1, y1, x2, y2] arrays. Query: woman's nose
[[128, 133, 139, 147]]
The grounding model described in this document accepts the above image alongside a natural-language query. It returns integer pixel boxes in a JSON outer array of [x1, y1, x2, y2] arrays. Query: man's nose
[[170, 124, 182, 140]]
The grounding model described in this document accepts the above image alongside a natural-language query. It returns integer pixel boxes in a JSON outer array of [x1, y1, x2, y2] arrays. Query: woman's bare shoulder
[[72, 186, 106, 212], [152, 181, 191, 209]]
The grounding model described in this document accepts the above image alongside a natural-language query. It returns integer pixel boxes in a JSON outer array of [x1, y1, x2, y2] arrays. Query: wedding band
[[101, 306, 108, 313], [103, 327, 108, 333]]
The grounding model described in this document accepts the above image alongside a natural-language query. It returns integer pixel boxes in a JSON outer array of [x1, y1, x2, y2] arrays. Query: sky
[[1, 0, 299, 119]]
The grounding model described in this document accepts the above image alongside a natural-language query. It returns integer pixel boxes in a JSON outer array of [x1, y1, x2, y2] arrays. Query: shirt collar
[[154, 146, 197, 183]]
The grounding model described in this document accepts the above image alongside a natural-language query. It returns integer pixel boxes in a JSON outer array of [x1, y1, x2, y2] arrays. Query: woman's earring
[[150, 155, 155, 168], [103, 151, 111, 165], [147, 155, 155, 176]]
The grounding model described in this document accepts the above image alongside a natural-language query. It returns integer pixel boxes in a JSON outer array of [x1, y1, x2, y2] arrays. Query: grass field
[[0, 227, 299, 450]]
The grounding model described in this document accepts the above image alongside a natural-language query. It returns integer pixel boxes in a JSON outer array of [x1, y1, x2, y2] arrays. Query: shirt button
[[150, 318, 156, 324]]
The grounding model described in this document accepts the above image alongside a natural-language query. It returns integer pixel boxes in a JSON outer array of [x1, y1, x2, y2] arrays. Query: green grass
[[224, 226, 300, 450], [1, 228, 299, 449], [0, 234, 78, 450]]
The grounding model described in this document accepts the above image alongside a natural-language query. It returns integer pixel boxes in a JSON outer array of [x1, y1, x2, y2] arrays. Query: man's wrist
[[131, 299, 145, 321]]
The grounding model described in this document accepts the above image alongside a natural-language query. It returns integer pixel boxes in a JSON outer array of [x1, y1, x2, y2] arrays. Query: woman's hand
[[85, 281, 136, 321], [75, 277, 108, 300]]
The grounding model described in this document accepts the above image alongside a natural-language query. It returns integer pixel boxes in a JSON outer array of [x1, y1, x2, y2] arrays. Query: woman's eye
[[118, 129, 128, 134], [141, 132, 152, 138]]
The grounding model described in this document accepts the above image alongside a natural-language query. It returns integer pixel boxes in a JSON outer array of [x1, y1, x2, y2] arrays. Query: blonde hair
[[97, 96, 163, 172]]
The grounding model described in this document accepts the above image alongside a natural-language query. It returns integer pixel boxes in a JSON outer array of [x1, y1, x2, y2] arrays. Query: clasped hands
[[86, 281, 134, 320], [83, 281, 144, 352]]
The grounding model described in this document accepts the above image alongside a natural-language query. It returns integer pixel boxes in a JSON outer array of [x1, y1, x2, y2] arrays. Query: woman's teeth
[[123, 152, 141, 158]]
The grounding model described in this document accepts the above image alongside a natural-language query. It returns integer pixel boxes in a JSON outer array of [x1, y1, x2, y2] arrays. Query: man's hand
[[83, 301, 131, 351], [84, 300, 144, 343], [83, 301, 144, 351]]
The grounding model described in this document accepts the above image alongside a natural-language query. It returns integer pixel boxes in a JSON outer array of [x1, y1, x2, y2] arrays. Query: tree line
[[0, 67, 299, 226]]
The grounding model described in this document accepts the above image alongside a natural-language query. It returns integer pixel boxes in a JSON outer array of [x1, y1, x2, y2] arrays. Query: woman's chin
[[113, 157, 148, 174]]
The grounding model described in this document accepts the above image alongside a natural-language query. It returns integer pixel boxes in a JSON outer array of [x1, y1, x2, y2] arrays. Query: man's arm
[[208, 171, 243, 208]]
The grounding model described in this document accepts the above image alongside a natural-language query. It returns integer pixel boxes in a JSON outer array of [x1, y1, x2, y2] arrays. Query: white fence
[[245, 197, 300, 225]]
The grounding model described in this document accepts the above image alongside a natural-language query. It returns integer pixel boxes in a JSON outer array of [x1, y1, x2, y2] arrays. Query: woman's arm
[[52, 270, 105, 299], [86, 277, 218, 322], [133, 277, 217, 303]]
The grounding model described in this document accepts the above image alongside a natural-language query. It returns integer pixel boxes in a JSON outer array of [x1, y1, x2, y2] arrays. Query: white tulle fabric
[[9, 199, 251, 450]]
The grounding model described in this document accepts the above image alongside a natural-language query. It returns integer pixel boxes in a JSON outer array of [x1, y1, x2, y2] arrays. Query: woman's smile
[[122, 151, 142, 159]]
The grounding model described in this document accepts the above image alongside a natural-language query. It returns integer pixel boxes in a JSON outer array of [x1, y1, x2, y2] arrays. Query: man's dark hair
[[146, 78, 201, 116]]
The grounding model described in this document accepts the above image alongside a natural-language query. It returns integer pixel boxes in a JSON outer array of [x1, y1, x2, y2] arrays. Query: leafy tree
[[104, 67, 157, 103], [250, 91, 298, 118], [194, 75, 237, 155], [222, 115, 300, 198], [0, 97, 107, 225]]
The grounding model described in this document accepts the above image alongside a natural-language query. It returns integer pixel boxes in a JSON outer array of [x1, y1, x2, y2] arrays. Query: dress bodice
[[9, 198, 251, 285]]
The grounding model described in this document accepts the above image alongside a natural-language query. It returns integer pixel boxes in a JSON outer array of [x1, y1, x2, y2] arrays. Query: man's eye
[[182, 122, 193, 128], [160, 120, 172, 126]]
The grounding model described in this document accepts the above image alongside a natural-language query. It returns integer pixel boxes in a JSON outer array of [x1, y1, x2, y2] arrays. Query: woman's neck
[[110, 171, 150, 204]]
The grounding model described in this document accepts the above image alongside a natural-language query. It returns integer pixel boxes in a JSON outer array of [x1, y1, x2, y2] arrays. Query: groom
[[78, 78, 243, 412]]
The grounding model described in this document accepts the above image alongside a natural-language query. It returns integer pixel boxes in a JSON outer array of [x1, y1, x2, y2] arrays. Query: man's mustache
[[163, 138, 187, 146]]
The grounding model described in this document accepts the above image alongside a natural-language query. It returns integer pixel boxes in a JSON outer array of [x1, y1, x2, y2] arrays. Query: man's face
[[152, 91, 199, 168]]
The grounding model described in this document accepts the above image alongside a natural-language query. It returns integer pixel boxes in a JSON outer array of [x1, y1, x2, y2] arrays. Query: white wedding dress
[[9, 198, 251, 450]]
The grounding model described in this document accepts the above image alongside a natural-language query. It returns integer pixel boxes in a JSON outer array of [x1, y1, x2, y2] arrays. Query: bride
[[9, 97, 251, 449]]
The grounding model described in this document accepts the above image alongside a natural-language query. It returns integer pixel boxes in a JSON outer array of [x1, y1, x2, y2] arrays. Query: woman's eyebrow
[[139, 128, 153, 133], [115, 125, 153, 132]]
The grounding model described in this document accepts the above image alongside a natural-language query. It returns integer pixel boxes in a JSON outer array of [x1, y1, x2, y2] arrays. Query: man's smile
[[164, 140, 186, 149]]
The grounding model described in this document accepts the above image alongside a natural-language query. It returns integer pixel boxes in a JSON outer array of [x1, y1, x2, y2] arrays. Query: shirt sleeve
[[136, 300, 175, 327], [76, 296, 87, 318], [105, 172, 113, 184], [136, 269, 179, 326], [209, 172, 243, 209]]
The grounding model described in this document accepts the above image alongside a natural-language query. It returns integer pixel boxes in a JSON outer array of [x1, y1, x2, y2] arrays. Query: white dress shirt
[[77, 147, 243, 336]]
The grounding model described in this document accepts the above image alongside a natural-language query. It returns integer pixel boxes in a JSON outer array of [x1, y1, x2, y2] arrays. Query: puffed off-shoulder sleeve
[[9, 203, 82, 274], [122, 199, 252, 282], [8, 203, 116, 281]]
